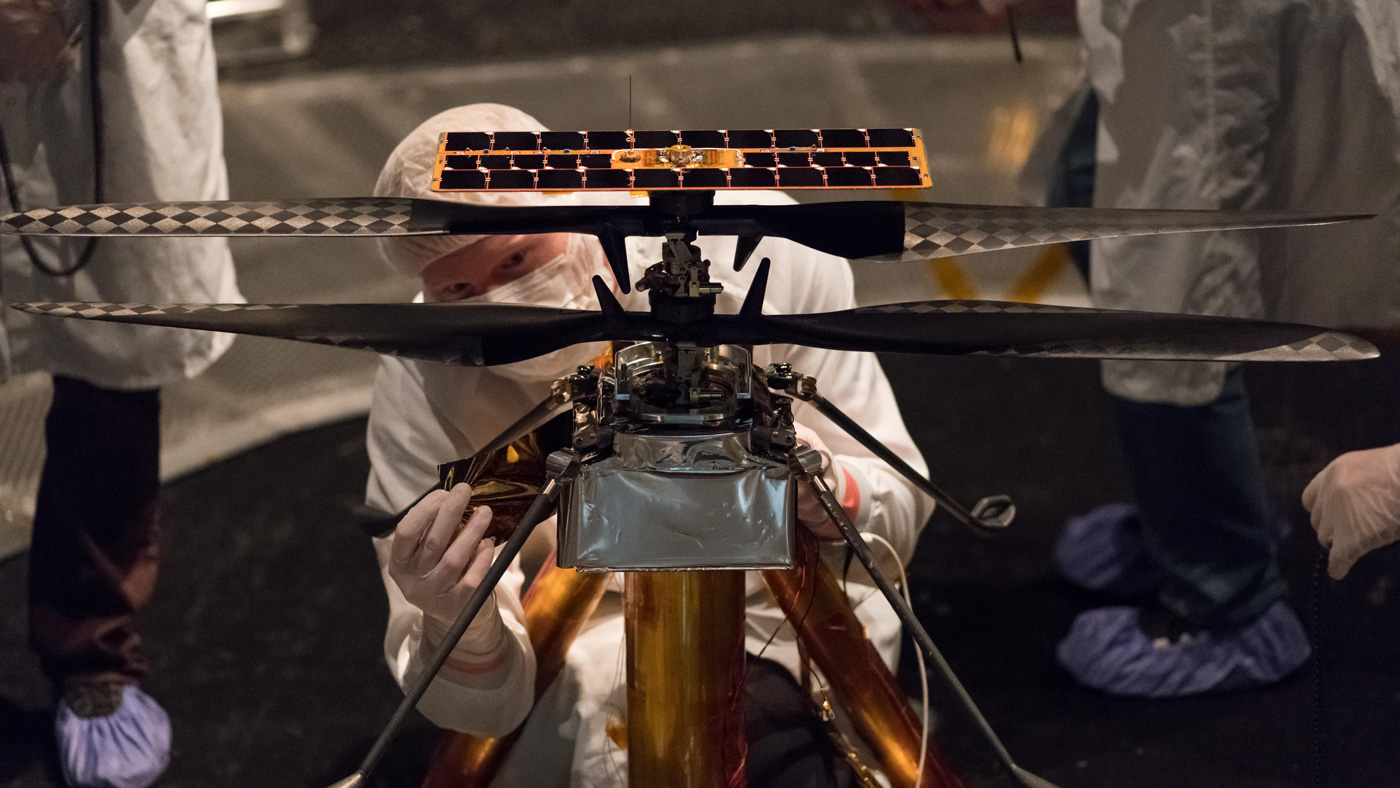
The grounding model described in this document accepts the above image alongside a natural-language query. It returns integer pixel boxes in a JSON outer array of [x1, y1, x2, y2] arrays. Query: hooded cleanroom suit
[[363, 198, 935, 785], [0, 0, 241, 690], [1080, 0, 1400, 407], [1032, 0, 1400, 697]]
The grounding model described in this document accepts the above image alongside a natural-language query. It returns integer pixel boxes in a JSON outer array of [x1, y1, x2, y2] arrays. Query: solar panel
[[432, 128, 931, 193]]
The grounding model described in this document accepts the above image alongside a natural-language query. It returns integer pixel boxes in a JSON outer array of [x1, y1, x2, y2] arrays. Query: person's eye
[[442, 281, 475, 299], [501, 252, 527, 270]]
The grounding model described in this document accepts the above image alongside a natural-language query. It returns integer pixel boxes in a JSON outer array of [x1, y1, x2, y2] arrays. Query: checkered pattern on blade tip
[[876, 204, 1323, 261], [1, 199, 415, 236], [845, 301, 1374, 361], [1221, 332, 1379, 362], [15, 301, 487, 366], [14, 302, 300, 318], [971, 331, 1375, 361]]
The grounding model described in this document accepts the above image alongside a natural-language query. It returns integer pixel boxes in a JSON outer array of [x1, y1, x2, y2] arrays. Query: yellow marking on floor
[[928, 257, 979, 301], [1006, 244, 1073, 304]]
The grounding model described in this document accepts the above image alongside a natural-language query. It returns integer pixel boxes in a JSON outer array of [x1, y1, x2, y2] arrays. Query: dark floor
[[1, 351, 1397, 788]]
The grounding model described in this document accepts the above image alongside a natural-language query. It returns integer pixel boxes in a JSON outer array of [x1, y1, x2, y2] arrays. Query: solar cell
[[540, 131, 586, 150], [633, 169, 681, 189], [487, 170, 534, 189], [774, 129, 820, 148], [680, 169, 728, 188], [538, 169, 584, 190], [725, 129, 774, 148], [728, 168, 776, 188], [777, 168, 824, 188], [874, 167, 923, 187], [585, 131, 630, 150], [824, 167, 874, 187], [867, 128, 916, 148], [583, 169, 630, 189], [634, 130, 679, 148], [680, 130, 726, 147], [491, 131, 539, 151], [819, 128, 868, 147]]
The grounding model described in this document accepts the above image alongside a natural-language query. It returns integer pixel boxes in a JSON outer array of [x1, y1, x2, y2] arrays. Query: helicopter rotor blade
[[700, 202, 1374, 262], [0, 198, 654, 239], [12, 297, 1378, 366], [8, 301, 614, 367], [754, 300, 1378, 362]]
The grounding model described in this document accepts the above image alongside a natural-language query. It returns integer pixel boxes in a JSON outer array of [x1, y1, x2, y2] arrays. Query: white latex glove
[[1302, 443, 1400, 580], [794, 423, 848, 539], [389, 483, 498, 628], [0, 0, 77, 84]]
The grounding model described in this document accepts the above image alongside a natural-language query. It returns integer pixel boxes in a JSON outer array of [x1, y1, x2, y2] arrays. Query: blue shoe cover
[[1056, 600, 1311, 697], [1053, 504, 1166, 595], [56, 684, 171, 788]]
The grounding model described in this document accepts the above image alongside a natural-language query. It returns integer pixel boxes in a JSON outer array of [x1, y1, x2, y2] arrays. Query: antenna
[[1007, 7, 1023, 64], [628, 75, 633, 130]]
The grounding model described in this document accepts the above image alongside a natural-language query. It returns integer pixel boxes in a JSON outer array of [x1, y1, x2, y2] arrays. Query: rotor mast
[[636, 190, 723, 325]]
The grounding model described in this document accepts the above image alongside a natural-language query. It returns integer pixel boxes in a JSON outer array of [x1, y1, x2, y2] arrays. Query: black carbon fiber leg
[[794, 453, 1059, 788], [327, 453, 579, 788]]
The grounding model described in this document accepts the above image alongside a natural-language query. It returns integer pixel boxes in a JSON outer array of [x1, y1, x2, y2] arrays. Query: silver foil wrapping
[[558, 431, 795, 571]]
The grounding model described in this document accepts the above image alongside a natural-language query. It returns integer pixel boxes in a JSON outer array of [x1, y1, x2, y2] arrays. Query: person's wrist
[[420, 591, 504, 652]]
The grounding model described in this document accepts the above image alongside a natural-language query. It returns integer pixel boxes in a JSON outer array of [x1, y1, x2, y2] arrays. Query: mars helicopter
[[0, 127, 1379, 788]]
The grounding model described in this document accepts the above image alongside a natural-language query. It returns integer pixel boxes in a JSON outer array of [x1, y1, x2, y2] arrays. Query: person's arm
[[374, 485, 537, 736], [776, 245, 936, 569], [1302, 443, 1400, 579], [0, 0, 77, 84]]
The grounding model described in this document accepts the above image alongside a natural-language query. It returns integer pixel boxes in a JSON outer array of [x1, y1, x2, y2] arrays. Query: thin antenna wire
[[1006, 6, 1024, 64], [628, 75, 633, 131]]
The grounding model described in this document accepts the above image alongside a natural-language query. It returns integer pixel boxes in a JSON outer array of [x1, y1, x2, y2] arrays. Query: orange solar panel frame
[[432, 128, 932, 193]]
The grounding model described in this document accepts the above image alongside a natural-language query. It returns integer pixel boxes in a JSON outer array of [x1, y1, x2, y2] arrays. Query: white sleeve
[[770, 244, 936, 570], [373, 536, 537, 737], [365, 358, 537, 736]]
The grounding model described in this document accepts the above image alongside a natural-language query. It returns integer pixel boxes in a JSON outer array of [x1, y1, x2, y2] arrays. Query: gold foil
[[761, 532, 965, 788], [625, 570, 747, 788]]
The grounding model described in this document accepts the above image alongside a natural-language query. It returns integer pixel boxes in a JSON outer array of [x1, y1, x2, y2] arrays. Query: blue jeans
[[1054, 91, 1286, 628], [1114, 368, 1287, 627]]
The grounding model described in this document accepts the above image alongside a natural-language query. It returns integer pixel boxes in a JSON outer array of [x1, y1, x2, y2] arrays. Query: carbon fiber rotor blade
[[0, 198, 652, 238], [755, 300, 1378, 362], [9, 301, 614, 366], [697, 202, 1374, 262]]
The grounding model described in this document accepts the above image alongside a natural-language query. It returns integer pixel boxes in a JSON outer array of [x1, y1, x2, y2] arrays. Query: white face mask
[[460, 233, 601, 310], [459, 234, 612, 383]]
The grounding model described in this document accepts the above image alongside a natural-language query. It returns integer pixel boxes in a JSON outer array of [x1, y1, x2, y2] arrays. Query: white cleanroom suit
[[1079, 0, 1400, 405], [0, 3, 242, 787], [0, 0, 242, 389]]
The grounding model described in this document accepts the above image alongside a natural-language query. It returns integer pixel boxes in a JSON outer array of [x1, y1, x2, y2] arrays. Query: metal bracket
[[766, 362, 1015, 536]]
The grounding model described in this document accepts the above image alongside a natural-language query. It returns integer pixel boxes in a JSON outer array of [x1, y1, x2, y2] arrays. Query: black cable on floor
[[1311, 549, 1327, 788]]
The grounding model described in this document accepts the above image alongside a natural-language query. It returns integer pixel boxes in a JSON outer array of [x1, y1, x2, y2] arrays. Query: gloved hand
[[794, 423, 849, 539], [0, 0, 77, 84], [389, 482, 497, 627], [1302, 443, 1400, 580]]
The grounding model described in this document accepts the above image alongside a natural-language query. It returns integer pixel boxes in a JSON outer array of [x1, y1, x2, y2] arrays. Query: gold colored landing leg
[[625, 570, 747, 788]]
